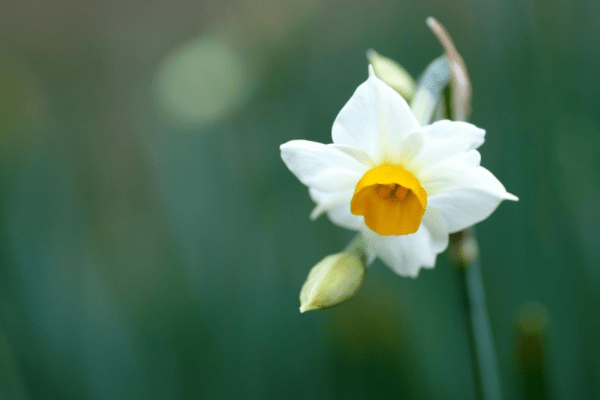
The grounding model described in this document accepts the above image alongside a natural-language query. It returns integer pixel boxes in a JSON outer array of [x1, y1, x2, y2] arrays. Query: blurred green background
[[1, 0, 599, 399]]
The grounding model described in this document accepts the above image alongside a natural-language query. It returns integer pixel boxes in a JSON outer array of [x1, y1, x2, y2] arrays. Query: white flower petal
[[429, 168, 519, 233], [419, 150, 484, 195], [332, 65, 420, 163], [328, 144, 376, 170], [395, 130, 424, 168], [410, 120, 485, 170], [309, 188, 365, 231], [280, 140, 369, 192], [362, 208, 449, 277]]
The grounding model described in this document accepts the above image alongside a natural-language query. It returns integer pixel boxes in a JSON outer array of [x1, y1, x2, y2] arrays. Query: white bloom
[[281, 66, 518, 277]]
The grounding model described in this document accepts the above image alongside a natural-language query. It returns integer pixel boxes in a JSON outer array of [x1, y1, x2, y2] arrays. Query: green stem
[[344, 234, 368, 266], [453, 230, 503, 400]]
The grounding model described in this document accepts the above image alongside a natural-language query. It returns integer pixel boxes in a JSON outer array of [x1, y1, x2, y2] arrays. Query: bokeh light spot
[[153, 36, 256, 130]]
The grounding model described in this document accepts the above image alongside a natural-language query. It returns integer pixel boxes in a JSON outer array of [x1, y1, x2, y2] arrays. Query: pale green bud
[[366, 49, 416, 101], [299, 252, 366, 313], [410, 56, 450, 126]]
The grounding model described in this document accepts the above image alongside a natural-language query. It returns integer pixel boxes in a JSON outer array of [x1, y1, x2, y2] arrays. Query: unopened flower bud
[[366, 49, 416, 101], [299, 252, 366, 313]]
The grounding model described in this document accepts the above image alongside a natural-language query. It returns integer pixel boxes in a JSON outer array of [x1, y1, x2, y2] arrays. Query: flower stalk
[[451, 230, 503, 400], [428, 16, 504, 400]]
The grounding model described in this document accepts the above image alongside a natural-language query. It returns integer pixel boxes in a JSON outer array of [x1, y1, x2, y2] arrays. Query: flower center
[[350, 165, 427, 236]]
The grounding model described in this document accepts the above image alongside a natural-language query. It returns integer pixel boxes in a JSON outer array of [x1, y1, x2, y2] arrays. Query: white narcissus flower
[[281, 66, 518, 278]]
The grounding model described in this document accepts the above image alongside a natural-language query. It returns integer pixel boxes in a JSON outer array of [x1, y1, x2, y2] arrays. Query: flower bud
[[366, 49, 416, 101], [299, 252, 366, 313]]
